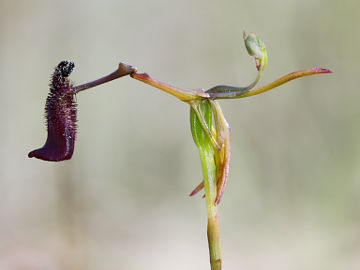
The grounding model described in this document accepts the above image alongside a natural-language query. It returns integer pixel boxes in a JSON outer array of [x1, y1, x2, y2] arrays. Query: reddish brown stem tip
[[311, 67, 332, 74]]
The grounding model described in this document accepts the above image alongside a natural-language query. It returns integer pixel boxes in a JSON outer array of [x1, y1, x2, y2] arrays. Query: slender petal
[[131, 72, 209, 102], [208, 68, 332, 100]]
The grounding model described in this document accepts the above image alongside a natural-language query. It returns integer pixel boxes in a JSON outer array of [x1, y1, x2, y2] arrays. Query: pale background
[[1, 0, 359, 269]]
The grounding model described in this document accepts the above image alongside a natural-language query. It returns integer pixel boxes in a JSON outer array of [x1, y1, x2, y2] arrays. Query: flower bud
[[243, 31, 268, 72]]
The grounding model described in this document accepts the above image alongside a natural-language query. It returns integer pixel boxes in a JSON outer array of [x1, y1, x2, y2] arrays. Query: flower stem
[[199, 142, 222, 270]]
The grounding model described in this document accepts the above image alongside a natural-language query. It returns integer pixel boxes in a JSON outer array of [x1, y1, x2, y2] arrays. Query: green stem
[[199, 145, 222, 270]]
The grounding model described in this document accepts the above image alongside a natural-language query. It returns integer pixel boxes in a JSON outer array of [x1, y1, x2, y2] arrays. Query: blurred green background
[[1, 0, 359, 269]]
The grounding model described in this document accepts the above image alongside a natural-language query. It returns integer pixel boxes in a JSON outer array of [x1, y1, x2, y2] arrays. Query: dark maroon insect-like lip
[[28, 129, 75, 161], [28, 61, 77, 162]]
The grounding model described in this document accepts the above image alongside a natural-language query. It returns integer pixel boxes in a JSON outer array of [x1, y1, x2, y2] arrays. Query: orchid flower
[[29, 31, 331, 270]]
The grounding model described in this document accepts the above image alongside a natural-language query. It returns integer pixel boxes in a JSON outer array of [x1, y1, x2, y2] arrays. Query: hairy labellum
[[28, 61, 77, 161]]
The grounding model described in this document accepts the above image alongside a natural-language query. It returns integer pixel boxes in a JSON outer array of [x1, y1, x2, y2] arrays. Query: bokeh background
[[1, 0, 359, 269]]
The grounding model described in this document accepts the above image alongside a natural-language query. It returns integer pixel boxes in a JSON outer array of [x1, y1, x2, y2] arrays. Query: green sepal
[[190, 100, 213, 149]]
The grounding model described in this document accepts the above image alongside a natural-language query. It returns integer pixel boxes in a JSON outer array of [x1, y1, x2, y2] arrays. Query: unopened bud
[[243, 31, 268, 72]]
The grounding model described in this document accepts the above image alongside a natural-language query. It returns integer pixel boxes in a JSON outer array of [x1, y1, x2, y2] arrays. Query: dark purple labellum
[[28, 61, 77, 161]]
